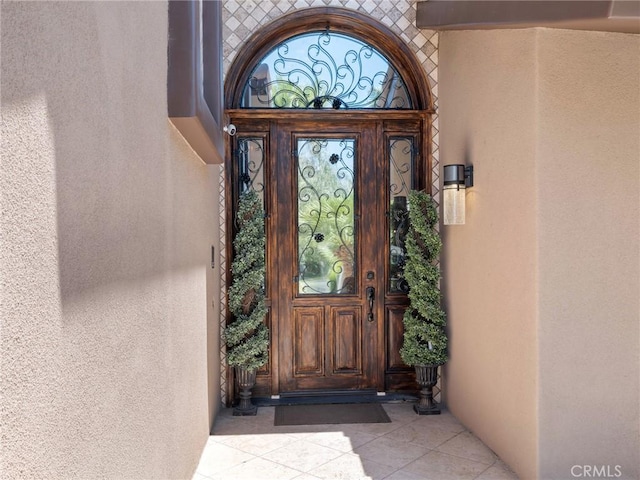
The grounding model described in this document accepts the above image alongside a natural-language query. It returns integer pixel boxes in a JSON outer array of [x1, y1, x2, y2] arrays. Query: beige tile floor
[[193, 403, 519, 480]]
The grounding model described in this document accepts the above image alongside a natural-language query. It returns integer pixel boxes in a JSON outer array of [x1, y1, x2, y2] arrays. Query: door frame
[[225, 110, 432, 400]]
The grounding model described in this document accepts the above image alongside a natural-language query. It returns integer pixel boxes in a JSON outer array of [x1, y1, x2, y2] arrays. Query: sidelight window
[[388, 137, 414, 294]]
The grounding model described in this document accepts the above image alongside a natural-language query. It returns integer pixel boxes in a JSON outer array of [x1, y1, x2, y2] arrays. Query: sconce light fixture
[[443, 164, 474, 225]]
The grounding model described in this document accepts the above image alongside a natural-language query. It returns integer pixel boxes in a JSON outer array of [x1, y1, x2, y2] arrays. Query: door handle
[[366, 286, 375, 322]]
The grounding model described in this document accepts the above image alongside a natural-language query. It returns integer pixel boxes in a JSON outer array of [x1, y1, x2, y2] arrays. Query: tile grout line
[[386, 446, 440, 480], [378, 442, 497, 480], [473, 460, 499, 480], [433, 430, 502, 467], [196, 439, 261, 479], [430, 446, 498, 468], [252, 436, 347, 476]]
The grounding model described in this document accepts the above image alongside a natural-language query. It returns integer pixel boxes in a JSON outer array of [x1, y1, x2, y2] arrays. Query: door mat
[[274, 403, 391, 426]]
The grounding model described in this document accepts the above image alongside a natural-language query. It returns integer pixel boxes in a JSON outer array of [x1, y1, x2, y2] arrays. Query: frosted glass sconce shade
[[443, 185, 465, 225], [443, 164, 473, 225]]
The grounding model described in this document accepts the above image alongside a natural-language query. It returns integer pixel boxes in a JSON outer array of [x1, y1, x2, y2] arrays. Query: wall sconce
[[443, 164, 474, 225]]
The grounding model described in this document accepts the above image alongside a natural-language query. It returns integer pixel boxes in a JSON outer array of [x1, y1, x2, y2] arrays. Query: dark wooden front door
[[274, 121, 384, 394]]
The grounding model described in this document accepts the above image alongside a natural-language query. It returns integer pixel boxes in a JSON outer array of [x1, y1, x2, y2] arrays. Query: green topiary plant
[[400, 190, 448, 366], [225, 190, 269, 371]]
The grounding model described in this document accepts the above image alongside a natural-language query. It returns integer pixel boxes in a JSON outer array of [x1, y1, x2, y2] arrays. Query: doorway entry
[[224, 8, 433, 400], [277, 122, 385, 394]]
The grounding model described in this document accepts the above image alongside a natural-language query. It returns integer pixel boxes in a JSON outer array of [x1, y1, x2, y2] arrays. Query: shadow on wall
[[1, 2, 218, 477], [3, 1, 212, 304]]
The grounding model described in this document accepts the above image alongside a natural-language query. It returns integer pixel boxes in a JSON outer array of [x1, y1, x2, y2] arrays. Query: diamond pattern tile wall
[[218, 165, 228, 405], [223, 1, 438, 102], [220, 0, 441, 403]]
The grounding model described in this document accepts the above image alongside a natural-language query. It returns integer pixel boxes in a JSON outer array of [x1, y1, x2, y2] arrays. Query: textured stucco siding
[[536, 29, 640, 480], [1, 2, 219, 478], [440, 27, 640, 480], [439, 28, 540, 480]]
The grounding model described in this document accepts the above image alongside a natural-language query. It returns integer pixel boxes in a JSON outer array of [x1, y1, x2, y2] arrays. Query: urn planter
[[414, 365, 441, 415], [233, 366, 258, 416]]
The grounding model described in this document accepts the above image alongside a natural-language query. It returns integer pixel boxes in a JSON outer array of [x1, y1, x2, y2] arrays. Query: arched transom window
[[241, 31, 412, 110]]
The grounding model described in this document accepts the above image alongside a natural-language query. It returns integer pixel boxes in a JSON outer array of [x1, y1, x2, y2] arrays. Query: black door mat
[[274, 403, 391, 426]]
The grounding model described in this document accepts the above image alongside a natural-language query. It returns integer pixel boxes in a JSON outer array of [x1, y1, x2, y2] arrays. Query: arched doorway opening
[[224, 7, 434, 402]]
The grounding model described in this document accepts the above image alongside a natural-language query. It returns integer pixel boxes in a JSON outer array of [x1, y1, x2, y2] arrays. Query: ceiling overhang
[[416, 1, 640, 34]]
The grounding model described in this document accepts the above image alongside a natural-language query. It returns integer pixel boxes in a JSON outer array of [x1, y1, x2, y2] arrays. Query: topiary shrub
[[399, 190, 448, 366], [224, 190, 269, 371]]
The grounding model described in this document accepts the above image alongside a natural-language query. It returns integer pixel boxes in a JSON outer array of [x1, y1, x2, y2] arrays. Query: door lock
[[366, 271, 375, 280]]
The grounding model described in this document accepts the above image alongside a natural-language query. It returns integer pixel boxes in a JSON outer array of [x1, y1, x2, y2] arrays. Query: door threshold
[[253, 391, 418, 406]]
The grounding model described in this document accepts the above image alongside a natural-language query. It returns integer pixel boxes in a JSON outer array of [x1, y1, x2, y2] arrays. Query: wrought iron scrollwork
[[390, 196, 409, 293], [297, 138, 356, 295], [390, 138, 412, 198], [389, 138, 413, 293], [243, 31, 411, 110], [237, 138, 265, 196]]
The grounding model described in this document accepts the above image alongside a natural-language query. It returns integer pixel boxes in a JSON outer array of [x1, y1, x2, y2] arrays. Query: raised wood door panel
[[384, 303, 415, 391], [285, 304, 369, 391], [386, 306, 408, 372], [293, 307, 324, 376], [330, 306, 363, 375]]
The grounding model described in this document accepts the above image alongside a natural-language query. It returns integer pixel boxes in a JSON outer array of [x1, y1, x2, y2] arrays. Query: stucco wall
[[439, 28, 540, 480], [440, 27, 640, 480], [536, 29, 639, 480], [1, 2, 220, 479]]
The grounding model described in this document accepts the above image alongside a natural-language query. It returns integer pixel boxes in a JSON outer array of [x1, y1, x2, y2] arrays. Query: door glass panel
[[297, 138, 356, 295], [389, 137, 413, 294]]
